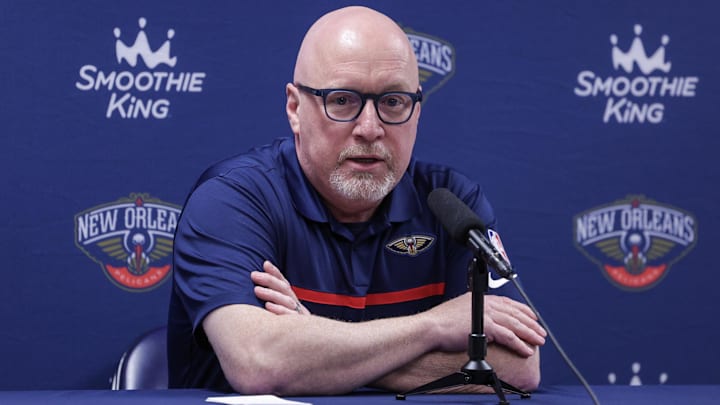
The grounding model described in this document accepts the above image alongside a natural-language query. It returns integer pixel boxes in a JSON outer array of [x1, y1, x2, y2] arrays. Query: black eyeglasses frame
[[295, 84, 423, 125]]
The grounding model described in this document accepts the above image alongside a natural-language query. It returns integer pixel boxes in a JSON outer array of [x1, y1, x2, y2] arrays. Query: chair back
[[111, 326, 168, 390]]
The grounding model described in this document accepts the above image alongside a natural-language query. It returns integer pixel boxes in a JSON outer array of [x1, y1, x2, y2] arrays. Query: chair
[[110, 326, 168, 390]]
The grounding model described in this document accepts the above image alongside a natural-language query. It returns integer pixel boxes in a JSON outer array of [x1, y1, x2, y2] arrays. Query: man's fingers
[[486, 318, 535, 357], [252, 270, 293, 294], [498, 304, 547, 344], [265, 301, 296, 315], [253, 261, 307, 315], [254, 285, 295, 307], [263, 260, 285, 280], [255, 286, 302, 313], [262, 261, 294, 289], [483, 295, 546, 357], [508, 315, 546, 346], [487, 296, 546, 339]]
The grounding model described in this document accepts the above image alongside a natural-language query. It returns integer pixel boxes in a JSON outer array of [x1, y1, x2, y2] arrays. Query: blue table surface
[[0, 385, 717, 404]]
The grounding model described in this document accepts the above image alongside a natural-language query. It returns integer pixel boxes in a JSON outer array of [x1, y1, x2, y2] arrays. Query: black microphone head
[[427, 188, 486, 243]]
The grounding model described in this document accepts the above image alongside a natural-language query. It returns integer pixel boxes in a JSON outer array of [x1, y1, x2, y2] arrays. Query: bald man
[[168, 6, 545, 395]]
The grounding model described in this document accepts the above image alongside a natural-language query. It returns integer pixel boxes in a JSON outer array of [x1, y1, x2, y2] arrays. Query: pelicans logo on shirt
[[74, 193, 181, 291], [386, 234, 435, 256]]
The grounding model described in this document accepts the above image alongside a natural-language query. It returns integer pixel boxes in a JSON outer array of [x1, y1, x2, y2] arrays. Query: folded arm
[[204, 266, 474, 395], [205, 261, 544, 395]]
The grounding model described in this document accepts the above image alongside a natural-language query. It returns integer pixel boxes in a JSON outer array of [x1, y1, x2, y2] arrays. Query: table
[[0, 385, 717, 404]]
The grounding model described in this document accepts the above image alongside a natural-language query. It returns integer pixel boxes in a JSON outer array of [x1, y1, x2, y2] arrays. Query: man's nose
[[352, 100, 384, 140]]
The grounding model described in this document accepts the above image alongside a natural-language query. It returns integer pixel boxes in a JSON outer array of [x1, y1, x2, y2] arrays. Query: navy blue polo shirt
[[168, 137, 513, 390]]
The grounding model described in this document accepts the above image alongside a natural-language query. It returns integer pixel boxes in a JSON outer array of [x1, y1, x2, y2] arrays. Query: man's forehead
[[322, 68, 416, 92], [309, 45, 417, 87]]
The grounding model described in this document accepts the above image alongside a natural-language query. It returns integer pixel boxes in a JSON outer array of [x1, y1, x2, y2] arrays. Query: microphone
[[427, 189, 600, 405], [427, 188, 515, 278]]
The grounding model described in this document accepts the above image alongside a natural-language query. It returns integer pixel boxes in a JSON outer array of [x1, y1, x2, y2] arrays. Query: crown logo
[[610, 24, 671, 75], [608, 362, 668, 386], [113, 17, 177, 69]]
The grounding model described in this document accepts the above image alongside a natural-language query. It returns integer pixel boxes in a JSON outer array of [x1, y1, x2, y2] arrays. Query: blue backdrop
[[1, 0, 718, 390]]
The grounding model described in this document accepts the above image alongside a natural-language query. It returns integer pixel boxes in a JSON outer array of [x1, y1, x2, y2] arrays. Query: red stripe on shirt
[[292, 282, 446, 309]]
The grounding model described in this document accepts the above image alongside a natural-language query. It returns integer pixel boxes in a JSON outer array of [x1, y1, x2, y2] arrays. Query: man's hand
[[217, 261, 543, 395], [251, 260, 310, 315], [370, 294, 544, 393], [484, 295, 546, 357], [252, 261, 546, 357]]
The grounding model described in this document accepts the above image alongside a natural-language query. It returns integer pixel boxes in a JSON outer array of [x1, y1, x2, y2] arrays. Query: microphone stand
[[396, 257, 530, 404]]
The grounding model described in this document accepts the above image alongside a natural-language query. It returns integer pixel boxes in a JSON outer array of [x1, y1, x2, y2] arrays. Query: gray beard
[[329, 169, 396, 202], [328, 143, 397, 202]]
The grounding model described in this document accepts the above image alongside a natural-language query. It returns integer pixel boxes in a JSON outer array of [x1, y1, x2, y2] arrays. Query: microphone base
[[396, 257, 530, 404], [395, 360, 530, 404]]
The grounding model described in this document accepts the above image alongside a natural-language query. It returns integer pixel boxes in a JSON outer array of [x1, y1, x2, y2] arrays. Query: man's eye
[[382, 95, 408, 108], [328, 92, 357, 106]]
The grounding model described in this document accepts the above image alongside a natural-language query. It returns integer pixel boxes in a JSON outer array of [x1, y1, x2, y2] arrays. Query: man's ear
[[416, 85, 423, 120], [286, 83, 301, 135]]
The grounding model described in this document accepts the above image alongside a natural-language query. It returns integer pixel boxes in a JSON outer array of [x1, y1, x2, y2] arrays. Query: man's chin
[[330, 174, 395, 202]]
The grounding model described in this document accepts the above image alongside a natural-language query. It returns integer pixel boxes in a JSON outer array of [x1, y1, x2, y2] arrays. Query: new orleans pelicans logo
[[74, 193, 181, 291], [574, 195, 697, 291], [386, 234, 435, 256], [403, 27, 455, 100]]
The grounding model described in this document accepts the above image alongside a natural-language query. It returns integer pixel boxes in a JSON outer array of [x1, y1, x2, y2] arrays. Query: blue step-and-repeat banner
[[1, 0, 718, 390]]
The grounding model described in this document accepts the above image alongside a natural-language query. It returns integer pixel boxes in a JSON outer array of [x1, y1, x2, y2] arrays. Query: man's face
[[288, 28, 420, 218]]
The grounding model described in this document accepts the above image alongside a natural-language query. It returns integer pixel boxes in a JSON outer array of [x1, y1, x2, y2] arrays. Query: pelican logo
[[403, 27, 455, 100], [386, 234, 435, 256], [74, 193, 181, 291], [574, 195, 697, 291]]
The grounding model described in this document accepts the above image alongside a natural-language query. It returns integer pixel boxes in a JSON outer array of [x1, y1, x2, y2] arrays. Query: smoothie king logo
[[74, 194, 181, 291], [574, 24, 699, 124], [75, 17, 206, 119], [404, 27, 455, 100], [574, 195, 697, 291]]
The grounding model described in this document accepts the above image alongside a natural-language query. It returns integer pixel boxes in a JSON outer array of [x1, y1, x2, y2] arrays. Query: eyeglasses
[[296, 84, 422, 125]]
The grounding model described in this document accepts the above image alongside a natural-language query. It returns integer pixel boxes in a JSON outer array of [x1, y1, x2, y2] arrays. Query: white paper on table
[[206, 395, 312, 405]]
